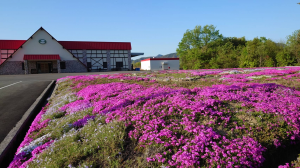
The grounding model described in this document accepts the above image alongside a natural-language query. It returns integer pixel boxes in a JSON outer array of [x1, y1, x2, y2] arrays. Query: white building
[[141, 58, 179, 70], [0, 27, 143, 75]]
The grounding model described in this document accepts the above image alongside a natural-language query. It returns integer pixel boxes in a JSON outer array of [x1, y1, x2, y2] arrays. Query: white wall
[[9, 29, 76, 61], [150, 60, 179, 70], [141, 60, 150, 70]]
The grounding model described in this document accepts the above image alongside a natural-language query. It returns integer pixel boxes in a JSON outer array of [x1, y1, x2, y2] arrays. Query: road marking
[[0, 81, 22, 90]]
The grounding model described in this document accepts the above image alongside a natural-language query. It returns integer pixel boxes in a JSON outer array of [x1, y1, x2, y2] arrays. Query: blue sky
[[0, 0, 299, 60]]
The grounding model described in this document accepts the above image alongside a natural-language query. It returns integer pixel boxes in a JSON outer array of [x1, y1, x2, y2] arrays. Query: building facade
[[0, 27, 141, 75], [141, 58, 179, 70]]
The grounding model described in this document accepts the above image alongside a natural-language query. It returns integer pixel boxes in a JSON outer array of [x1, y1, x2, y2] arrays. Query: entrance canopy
[[23, 55, 60, 60]]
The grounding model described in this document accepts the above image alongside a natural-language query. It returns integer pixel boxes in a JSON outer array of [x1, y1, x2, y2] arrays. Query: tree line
[[176, 25, 300, 69]]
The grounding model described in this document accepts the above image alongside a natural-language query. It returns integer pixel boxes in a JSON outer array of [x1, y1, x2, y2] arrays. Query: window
[[22, 62, 24, 70], [60, 62, 66, 69], [103, 62, 107, 68], [116, 62, 123, 68], [1, 49, 16, 60], [69, 50, 84, 63], [87, 62, 92, 68], [86, 50, 107, 70], [110, 50, 128, 70]]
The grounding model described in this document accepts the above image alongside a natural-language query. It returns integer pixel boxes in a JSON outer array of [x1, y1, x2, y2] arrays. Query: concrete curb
[[50, 82, 59, 100], [0, 80, 56, 167]]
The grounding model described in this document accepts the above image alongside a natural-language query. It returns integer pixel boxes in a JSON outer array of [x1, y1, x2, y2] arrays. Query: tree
[[239, 37, 279, 67], [133, 62, 141, 69], [276, 49, 297, 66], [239, 37, 261, 67], [286, 29, 300, 64], [176, 25, 222, 69], [209, 42, 240, 68]]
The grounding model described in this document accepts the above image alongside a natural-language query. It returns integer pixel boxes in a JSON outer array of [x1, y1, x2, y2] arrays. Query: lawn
[[8, 66, 300, 168]]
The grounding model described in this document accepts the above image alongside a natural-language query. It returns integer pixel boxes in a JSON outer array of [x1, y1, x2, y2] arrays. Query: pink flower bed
[[9, 67, 300, 167]]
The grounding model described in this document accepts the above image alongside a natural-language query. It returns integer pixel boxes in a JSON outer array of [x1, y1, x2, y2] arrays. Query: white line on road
[[0, 81, 22, 90]]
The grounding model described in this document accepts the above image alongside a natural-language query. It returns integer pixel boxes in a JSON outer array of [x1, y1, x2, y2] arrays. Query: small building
[[0, 27, 143, 75], [141, 58, 179, 70]]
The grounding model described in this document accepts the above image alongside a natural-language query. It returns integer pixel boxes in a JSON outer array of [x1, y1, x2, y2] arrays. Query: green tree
[[239, 37, 279, 67], [286, 29, 300, 64], [133, 62, 141, 69], [276, 49, 297, 66], [209, 42, 241, 68], [239, 37, 261, 67], [176, 25, 222, 69]]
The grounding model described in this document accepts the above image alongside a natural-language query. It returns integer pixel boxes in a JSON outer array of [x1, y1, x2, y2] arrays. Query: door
[[40, 63, 48, 73], [37, 62, 52, 73], [162, 63, 168, 70], [116, 62, 123, 71]]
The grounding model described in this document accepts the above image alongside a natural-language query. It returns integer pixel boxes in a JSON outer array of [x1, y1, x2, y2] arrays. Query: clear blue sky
[[0, 0, 299, 60]]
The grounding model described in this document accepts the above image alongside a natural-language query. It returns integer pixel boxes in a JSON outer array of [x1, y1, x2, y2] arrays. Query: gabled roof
[[0, 27, 87, 68]]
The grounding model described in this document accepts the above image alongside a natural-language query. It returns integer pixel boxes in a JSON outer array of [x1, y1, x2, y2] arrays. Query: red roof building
[[0, 27, 143, 75]]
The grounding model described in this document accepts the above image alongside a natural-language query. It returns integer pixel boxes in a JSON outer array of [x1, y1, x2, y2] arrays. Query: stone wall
[[0, 61, 25, 75], [28, 61, 36, 74], [61, 60, 87, 73]]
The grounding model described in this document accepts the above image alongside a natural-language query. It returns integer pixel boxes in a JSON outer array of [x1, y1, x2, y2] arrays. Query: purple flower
[[73, 115, 96, 128]]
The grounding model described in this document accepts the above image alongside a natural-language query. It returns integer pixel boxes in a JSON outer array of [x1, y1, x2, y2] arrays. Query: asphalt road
[[0, 71, 139, 143]]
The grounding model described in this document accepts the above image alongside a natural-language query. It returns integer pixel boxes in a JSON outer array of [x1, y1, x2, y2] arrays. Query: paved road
[[0, 71, 140, 143]]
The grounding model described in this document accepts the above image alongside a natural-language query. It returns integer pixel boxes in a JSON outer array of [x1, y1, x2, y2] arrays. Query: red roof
[[0, 40, 131, 50], [23, 55, 60, 60], [141, 58, 179, 62], [58, 41, 131, 50], [0, 40, 26, 49]]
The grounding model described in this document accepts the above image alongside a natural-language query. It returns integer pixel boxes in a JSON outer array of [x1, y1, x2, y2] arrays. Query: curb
[[0, 80, 56, 167]]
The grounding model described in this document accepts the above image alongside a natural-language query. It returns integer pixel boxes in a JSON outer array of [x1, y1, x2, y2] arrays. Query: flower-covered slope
[[8, 67, 300, 168]]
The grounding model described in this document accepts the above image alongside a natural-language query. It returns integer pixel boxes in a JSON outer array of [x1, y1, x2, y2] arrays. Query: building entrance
[[37, 62, 52, 73]]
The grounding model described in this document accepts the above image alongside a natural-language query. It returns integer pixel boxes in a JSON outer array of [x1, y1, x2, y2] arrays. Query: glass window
[[60, 62, 66, 69], [87, 62, 91, 68], [103, 62, 107, 68], [116, 62, 123, 68]]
